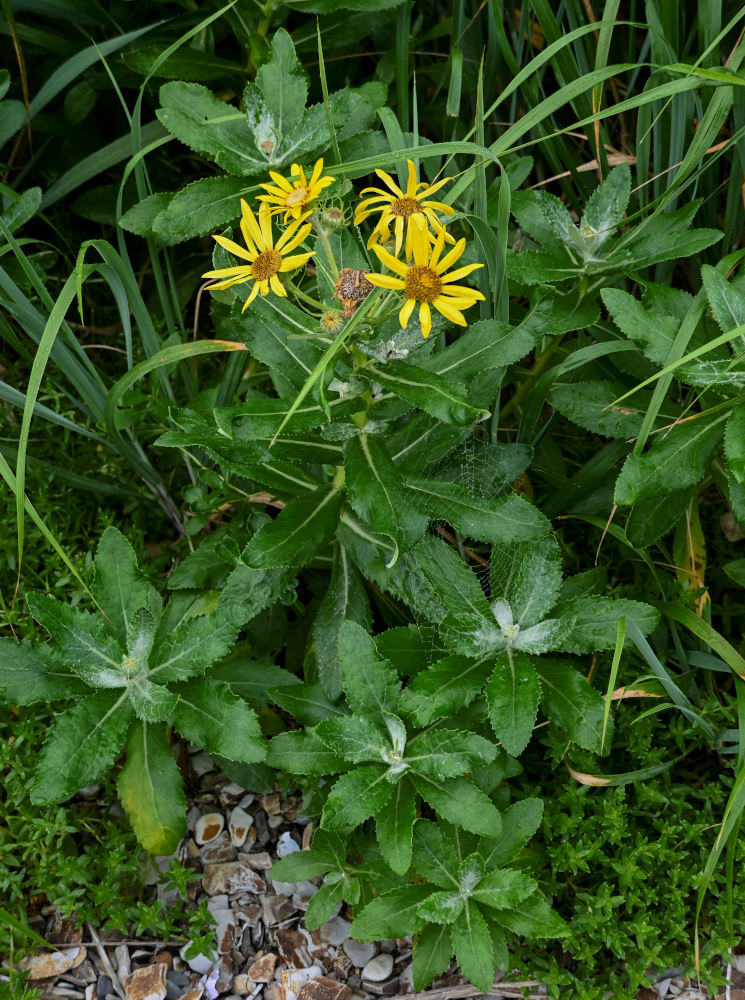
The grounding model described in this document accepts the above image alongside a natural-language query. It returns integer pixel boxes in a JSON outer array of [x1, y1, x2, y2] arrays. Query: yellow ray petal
[[310, 158, 324, 187], [427, 225, 447, 268], [258, 203, 274, 249], [440, 283, 486, 299], [275, 212, 310, 251], [393, 215, 405, 258], [202, 265, 251, 279], [241, 281, 261, 311], [371, 243, 410, 277], [405, 159, 417, 196], [366, 272, 405, 290], [399, 297, 416, 328], [420, 199, 456, 215], [280, 251, 314, 271], [418, 176, 451, 198], [374, 168, 404, 197], [259, 279, 270, 296], [205, 275, 250, 291], [412, 230, 429, 267], [270, 274, 286, 297], [418, 301, 432, 338], [359, 186, 391, 199], [278, 223, 312, 255], [239, 218, 258, 256], [269, 171, 293, 191], [433, 297, 468, 326], [434, 238, 467, 274], [214, 233, 254, 262], [440, 262, 484, 283], [241, 202, 264, 248]]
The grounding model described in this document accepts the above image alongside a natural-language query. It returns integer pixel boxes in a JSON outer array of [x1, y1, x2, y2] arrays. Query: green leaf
[[92, 527, 157, 635], [123, 45, 246, 82], [417, 890, 464, 924], [412, 923, 453, 991], [242, 486, 343, 569], [550, 381, 680, 439], [212, 658, 301, 706], [31, 691, 133, 803], [406, 729, 496, 778], [485, 651, 541, 756], [414, 535, 493, 655], [270, 851, 331, 882], [338, 621, 401, 717], [367, 362, 490, 425], [411, 820, 461, 888], [0, 640, 88, 704], [702, 264, 745, 337], [270, 682, 343, 725], [398, 654, 491, 726], [553, 596, 659, 653], [450, 901, 495, 994], [490, 537, 563, 627], [580, 163, 630, 252], [625, 489, 694, 548], [412, 773, 502, 835], [151, 176, 256, 242], [172, 678, 265, 763], [405, 478, 549, 543], [535, 657, 608, 752], [491, 892, 570, 939], [119, 192, 177, 241], [725, 407, 745, 485], [472, 868, 536, 910], [316, 716, 388, 763], [479, 798, 544, 867], [346, 434, 428, 558], [128, 678, 178, 723], [266, 729, 344, 774], [351, 884, 435, 941], [117, 722, 186, 855], [322, 764, 394, 831], [26, 595, 125, 688], [0, 186, 42, 236], [305, 878, 346, 930], [376, 777, 417, 874], [255, 29, 308, 138], [150, 608, 241, 683], [219, 562, 297, 627], [313, 543, 372, 700], [614, 415, 727, 505], [156, 81, 265, 176]]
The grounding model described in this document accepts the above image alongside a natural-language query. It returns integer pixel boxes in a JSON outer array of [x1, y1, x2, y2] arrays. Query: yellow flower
[[202, 200, 313, 311], [257, 158, 335, 221], [354, 158, 456, 258], [365, 227, 485, 339]]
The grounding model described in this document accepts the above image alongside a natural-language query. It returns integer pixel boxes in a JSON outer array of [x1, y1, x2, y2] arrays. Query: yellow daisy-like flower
[[202, 200, 314, 312], [257, 158, 335, 222], [354, 158, 456, 258], [366, 227, 485, 338]]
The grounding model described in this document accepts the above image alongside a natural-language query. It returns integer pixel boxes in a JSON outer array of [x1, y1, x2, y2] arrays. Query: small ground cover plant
[[3, 2, 745, 996]]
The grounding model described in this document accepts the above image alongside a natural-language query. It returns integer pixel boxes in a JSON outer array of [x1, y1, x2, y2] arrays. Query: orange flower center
[[404, 265, 442, 303], [286, 186, 309, 207], [390, 197, 422, 218], [250, 250, 282, 280]]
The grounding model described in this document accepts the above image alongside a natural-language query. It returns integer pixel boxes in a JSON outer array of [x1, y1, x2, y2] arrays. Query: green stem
[[285, 278, 324, 312], [312, 217, 339, 281], [500, 334, 566, 421]]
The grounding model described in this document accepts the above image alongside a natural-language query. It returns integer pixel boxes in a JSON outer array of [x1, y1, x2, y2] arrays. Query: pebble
[[279, 966, 322, 1000], [318, 917, 352, 947], [295, 977, 352, 1000], [190, 752, 216, 776], [219, 782, 248, 807], [246, 953, 277, 982], [239, 851, 273, 870], [21, 947, 87, 980], [96, 975, 113, 999], [201, 831, 238, 865], [229, 807, 254, 848], [343, 941, 377, 968], [363, 977, 400, 995], [203, 862, 267, 895], [231, 976, 252, 996], [361, 954, 394, 983], [122, 964, 167, 1000], [195, 813, 225, 845], [179, 946, 214, 975], [292, 881, 319, 910], [277, 832, 301, 858], [261, 793, 281, 816]]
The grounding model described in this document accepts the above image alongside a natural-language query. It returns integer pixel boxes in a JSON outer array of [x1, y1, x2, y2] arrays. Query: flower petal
[[434, 238, 467, 274], [433, 297, 468, 326], [405, 159, 417, 196], [202, 265, 251, 279], [310, 158, 324, 187], [280, 252, 314, 271], [375, 168, 404, 197], [241, 201, 265, 249], [399, 297, 416, 328], [371, 243, 410, 277], [279, 222, 313, 255], [213, 233, 254, 262], [440, 283, 486, 299], [269, 171, 293, 191], [393, 215, 405, 258], [418, 301, 432, 338], [241, 281, 261, 311], [275, 212, 311, 251], [366, 272, 405, 290], [258, 203, 274, 249], [270, 274, 286, 297], [440, 262, 484, 283]]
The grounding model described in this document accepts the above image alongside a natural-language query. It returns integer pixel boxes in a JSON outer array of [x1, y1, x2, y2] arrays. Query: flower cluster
[[203, 156, 484, 338]]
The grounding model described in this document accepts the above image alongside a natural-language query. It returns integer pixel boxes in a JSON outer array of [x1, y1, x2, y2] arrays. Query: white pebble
[[343, 939, 377, 967], [229, 806, 254, 848], [277, 831, 301, 858], [195, 812, 225, 845], [361, 953, 394, 982]]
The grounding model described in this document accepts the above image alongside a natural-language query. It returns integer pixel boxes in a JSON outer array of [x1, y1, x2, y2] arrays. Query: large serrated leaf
[[412, 773, 502, 835], [351, 884, 435, 941], [26, 595, 126, 688], [411, 820, 461, 888], [552, 596, 659, 653], [450, 901, 495, 994], [479, 798, 544, 867], [398, 653, 491, 726], [366, 362, 489, 425], [376, 777, 416, 874], [338, 621, 401, 717], [485, 651, 541, 757], [267, 729, 345, 774], [0, 640, 88, 704], [242, 486, 343, 569], [412, 922, 452, 991], [490, 537, 563, 627], [725, 406, 745, 485], [173, 678, 265, 763], [31, 691, 133, 803], [321, 764, 393, 831], [92, 527, 160, 634], [150, 607, 241, 683], [316, 716, 388, 763], [117, 721, 186, 854], [535, 657, 608, 752]]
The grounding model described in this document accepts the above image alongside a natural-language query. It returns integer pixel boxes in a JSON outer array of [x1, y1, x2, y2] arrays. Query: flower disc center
[[250, 249, 283, 280], [404, 265, 442, 303], [390, 196, 422, 218], [286, 186, 309, 207]]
